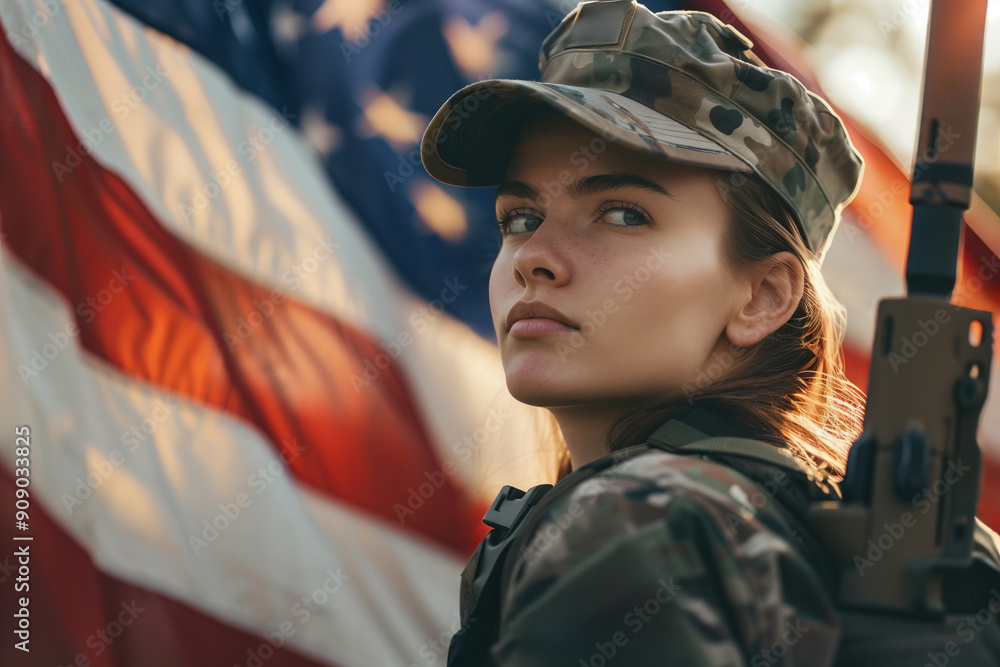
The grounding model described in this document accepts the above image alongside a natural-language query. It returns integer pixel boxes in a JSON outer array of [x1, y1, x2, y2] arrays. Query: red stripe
[[841, 343, 870, 397], [0, 30, 488, 555], [958, 223, 1000, 312], [0, 468, 339, 667]]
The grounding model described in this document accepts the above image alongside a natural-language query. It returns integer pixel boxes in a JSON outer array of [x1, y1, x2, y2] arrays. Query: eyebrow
[[494, 174, 674, 202]]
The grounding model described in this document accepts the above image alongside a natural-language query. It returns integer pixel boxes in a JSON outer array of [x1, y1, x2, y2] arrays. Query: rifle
[[808, 0, 995, 614]]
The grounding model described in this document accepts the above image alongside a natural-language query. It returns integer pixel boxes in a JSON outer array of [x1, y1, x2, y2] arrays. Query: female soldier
[[421, 1, 868, 664]]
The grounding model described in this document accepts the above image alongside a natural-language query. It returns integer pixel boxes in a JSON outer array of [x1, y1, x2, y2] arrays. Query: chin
[[506, 384, 584, 408], [502, 359, 606, 407], [503, 359, 574, 406]]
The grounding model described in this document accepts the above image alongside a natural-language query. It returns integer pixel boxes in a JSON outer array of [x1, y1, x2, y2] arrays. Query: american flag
[[0, 0, 996, 665]]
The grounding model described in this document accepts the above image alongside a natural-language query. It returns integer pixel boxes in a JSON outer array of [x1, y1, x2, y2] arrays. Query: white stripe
[[824, 213, 906, 353], [0, 0, 557, 499], [980, 358, 1000, 458], [0, 255, 463, 667]]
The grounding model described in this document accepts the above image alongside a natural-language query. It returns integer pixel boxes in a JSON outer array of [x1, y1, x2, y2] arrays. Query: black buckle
[[483, 484, 553, 536], [471, 483, 554, 600]]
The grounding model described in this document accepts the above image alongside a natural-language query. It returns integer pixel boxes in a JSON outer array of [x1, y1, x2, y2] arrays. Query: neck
[[549, 402, 636, 470], [550, 401, 755, 471]]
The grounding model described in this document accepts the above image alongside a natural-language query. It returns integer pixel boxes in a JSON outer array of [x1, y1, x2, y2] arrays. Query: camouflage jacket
[[450, 407, 843, 666]]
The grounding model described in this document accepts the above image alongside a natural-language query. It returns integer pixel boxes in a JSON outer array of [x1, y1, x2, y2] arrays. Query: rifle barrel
[[907, 0, 988, 299]]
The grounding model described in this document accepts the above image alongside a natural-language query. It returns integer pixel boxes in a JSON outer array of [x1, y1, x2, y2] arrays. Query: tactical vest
[[447, 406, 1000, 666]]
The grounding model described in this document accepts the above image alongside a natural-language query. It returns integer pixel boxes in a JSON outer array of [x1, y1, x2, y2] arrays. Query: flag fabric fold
[[0, 0, 996, 665]]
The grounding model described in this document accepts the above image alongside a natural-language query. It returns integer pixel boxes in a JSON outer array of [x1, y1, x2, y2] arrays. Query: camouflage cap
[[420, 0, 865, 263]]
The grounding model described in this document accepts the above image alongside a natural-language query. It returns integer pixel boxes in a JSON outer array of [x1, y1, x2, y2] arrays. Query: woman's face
[[489, 112, 752, 408]]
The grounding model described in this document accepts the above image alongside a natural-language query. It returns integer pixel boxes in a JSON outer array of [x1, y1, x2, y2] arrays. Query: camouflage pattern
[[457, 443, 842, 666], [420, 0, 865, 264]]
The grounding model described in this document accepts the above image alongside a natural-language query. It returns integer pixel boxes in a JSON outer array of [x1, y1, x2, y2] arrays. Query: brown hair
[[550, 170, 867, 491]]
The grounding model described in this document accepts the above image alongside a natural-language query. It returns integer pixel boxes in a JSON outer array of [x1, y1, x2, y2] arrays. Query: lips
[[505, 301, 578, 333]]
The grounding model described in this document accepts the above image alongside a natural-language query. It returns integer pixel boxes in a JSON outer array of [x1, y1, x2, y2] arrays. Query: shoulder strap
[[646, 417, 808, 474]]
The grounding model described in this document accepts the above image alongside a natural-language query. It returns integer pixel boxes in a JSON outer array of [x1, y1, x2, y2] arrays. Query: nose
[[511, 216, 571, 287]]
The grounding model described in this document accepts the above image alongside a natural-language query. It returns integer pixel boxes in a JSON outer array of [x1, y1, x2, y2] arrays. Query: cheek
[[488, 255, 508, 298], [488, 255, 511, 326], [625, 260, 731, 351]]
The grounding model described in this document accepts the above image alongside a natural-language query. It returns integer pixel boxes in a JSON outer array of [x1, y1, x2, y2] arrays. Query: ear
[[725, 251, 805, 347]]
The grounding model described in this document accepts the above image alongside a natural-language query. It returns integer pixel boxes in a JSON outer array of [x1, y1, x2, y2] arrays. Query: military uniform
[[449, 406, 1000, 666], [451, 406, 843, 666]]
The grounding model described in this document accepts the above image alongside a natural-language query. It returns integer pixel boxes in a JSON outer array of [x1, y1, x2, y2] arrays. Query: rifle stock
[[807, 0, 994, 615]]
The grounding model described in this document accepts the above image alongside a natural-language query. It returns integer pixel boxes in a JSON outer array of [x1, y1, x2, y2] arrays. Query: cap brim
[[420, 79, 753, 187]]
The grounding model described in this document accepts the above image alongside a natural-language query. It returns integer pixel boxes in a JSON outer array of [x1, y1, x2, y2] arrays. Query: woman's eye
[[499, 212, 543, 234], [497, 203, 647, 234], [601, 205, 648, 227]]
